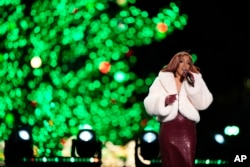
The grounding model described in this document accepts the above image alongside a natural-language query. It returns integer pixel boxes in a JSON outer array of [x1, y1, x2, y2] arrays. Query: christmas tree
[[0, 0, 187, 156]]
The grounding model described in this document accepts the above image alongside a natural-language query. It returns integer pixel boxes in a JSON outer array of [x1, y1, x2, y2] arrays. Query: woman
[[144, 51, 213, 167]]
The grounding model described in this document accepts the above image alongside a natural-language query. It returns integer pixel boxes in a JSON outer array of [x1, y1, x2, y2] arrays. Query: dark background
[[2, 0, 249, 166], [134, 0, 250, 159]]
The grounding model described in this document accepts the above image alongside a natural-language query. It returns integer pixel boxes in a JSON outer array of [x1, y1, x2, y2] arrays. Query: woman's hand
[[165, 94, 177, 106], [183, 70, 195, 87]]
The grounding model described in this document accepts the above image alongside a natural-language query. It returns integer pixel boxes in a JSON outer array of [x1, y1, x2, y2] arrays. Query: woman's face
[[176, 55, 192, 77]]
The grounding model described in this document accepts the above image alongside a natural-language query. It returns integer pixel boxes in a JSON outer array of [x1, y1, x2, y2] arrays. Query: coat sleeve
[[143, 77, 177, 116], [184, 73, 213, 110]]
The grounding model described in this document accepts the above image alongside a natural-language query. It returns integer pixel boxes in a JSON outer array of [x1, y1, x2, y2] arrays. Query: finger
[[169, 96, 175, 100]]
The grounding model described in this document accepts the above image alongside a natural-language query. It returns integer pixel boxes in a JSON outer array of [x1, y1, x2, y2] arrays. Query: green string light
[[0, 0, 188, 156]]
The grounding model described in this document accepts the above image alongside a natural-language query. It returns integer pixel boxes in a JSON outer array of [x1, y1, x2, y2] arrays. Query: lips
[[182, 68, 187, 72]]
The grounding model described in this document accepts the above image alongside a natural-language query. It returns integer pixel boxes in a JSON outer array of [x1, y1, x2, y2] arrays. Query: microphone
[[183, 69, 194, 87], [186, 72, 194, 87]]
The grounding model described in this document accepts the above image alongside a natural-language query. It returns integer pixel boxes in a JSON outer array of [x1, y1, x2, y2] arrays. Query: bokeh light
[[0, 0, 187, 156]]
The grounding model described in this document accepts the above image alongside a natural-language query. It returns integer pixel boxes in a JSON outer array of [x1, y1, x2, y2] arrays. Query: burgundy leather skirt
[[159, 112, 197, 167]]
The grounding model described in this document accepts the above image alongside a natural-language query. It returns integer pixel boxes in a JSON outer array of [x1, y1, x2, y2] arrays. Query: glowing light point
[[30, 56, 42, 68], [114, 71, 126, 82], [99, 61, 111, 74], [157, 22, 168, 33], [116, 0, 127, 6]]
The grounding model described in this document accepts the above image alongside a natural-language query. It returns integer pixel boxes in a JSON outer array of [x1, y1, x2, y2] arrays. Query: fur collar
[[158, 71, 178, 94]]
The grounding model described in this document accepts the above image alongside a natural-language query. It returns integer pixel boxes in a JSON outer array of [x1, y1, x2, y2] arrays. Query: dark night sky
[[135, 0, 249, 82], [134, 0, 250, 153]]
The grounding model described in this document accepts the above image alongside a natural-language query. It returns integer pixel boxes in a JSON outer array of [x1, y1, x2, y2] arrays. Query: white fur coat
[[144, 71, 213, 123]]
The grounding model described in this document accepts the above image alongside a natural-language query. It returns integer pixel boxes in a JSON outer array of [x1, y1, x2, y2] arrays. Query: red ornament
[[60, 138, 67, 145], [110, 98, 117, 104], [140, 119, 148, 127], [99, 61, 111, 74], [126, 49, 134, 57], [72, 8, 78, 14], [157, 22, 168, 33], [30, 100, 37, 107]]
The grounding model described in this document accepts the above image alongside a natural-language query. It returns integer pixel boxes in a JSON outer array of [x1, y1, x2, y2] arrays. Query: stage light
[[214, 133, 225, 144], [71, 129, 102, 159], [19, 129, 31, 140], [142, 131, 157, 143], [4, 126, 33, 166], [135, 130, 161, 166], [78, 130, 94, 142]]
